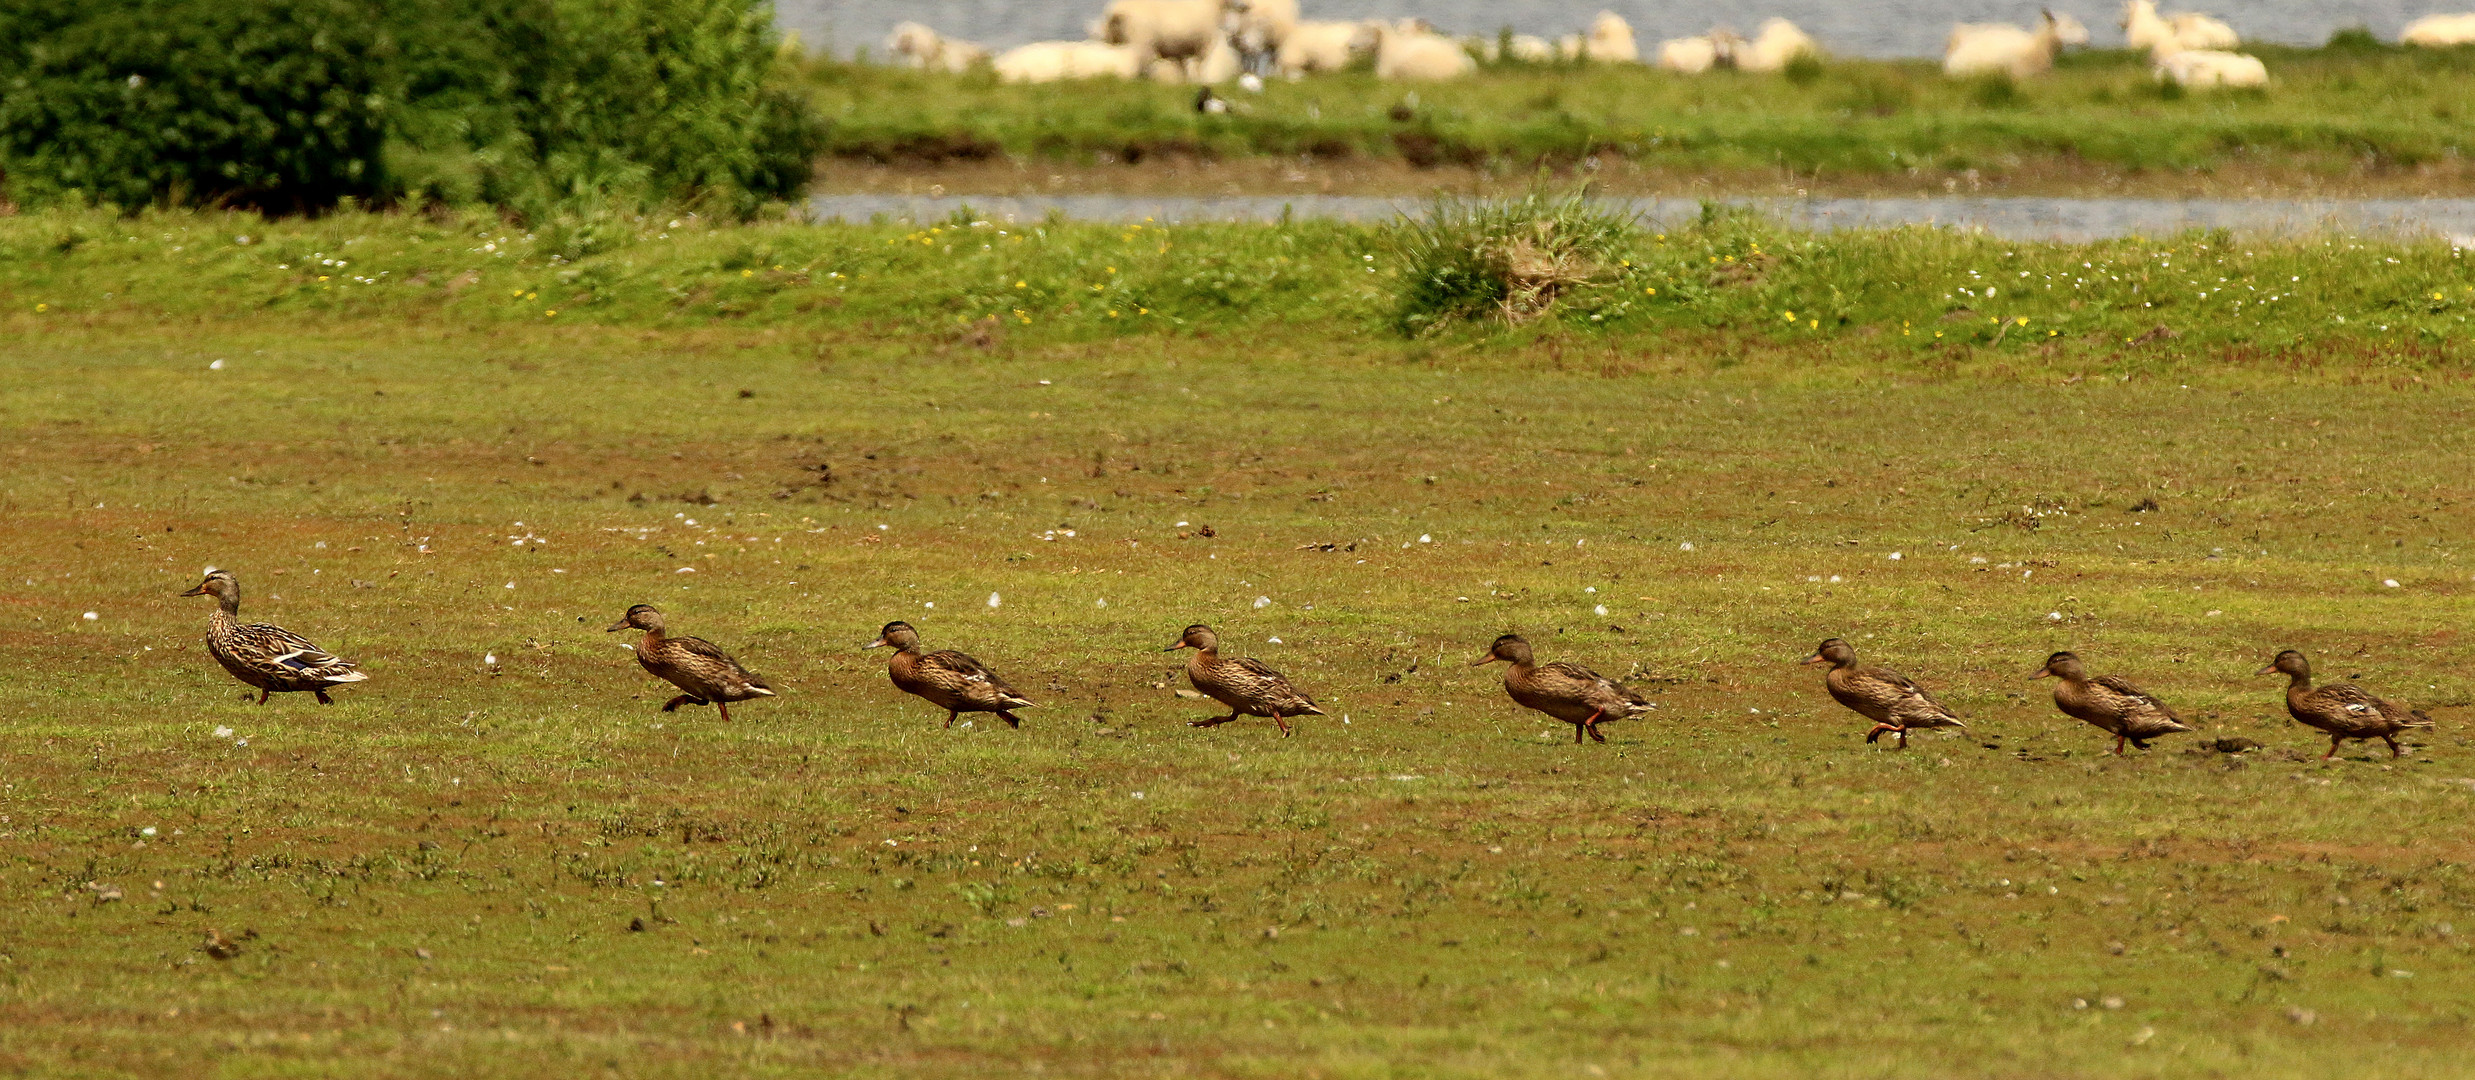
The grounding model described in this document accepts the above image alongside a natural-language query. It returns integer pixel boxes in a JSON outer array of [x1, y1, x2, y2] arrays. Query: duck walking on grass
[[2258, 650, 2432, 759], [864, 621, 1034, 729], [2032, 650, 2194, 754], [1801, 637, 1967, 748], [1470, 633, 1653, 744], [606, 604, 774, 721], [180, 568, 368, 704], [1165, 624, 1324, 737]]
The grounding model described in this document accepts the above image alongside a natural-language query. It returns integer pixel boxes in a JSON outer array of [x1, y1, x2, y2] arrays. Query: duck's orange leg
[[1583, 709, 1607, 743], [257, 689, 270, 705], [944, 710, 958, 729], [717, 701, 733, 723], [1190, 713, 1239, 729], [2114, 734, 2127, 755], [2325, 735, 2343, 760], [1864, 722, 1901, 745], [1273, 712, 1291, 738], [2382, 733, 2403, 758]]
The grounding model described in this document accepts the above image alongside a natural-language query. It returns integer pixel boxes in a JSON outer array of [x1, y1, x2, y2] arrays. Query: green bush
[[0, 0, 392, 212], [0, 0, 821, 215], [1387, 187, 1638, 336]]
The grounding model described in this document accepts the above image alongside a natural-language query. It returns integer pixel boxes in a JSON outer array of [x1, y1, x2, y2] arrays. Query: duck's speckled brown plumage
[[2259, 650, 2432, 759], [866, 621, 1033, 729], [1166, 624, 1324, 737], [180, 569, 368, 704], [1802, 637, 1966, 748], [2034, 651, 2194, 754], [1471, 634, 1652, 744], [606, 605, 773, 720]]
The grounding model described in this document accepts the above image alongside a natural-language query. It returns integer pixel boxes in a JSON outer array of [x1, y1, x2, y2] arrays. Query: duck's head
[[605, 604, 665, 633], [178, 567, 238, 601], [2256, 650, 2309, 679], [1470, 633, 1533, 666], [2031, 650, 2086, 680], [1163, 624, 1218, 652], [864, 621, 920, 650], [1800, 637, 1856, 668]]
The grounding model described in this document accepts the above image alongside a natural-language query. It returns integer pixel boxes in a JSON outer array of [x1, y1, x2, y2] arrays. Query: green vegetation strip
[[3, 209, 2475, 1075], [806, 42, 2475, 179]]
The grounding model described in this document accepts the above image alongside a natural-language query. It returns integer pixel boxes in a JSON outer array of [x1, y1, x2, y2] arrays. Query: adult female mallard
[[605, 604, 774, 720], [2032, 650, 2194, 754], [1470, 633, 1653, 743], [2258, 649, 2432, 759], [864, 621, 1034, 729], [1164, 624, 1324, 737], [1801, 637, 1966, 748], [180, 568, 368, 704]]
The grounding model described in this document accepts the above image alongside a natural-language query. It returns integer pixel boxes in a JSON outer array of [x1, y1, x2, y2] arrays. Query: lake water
[[805, 193, 2475, 241], [781, 0, 2420, 60]]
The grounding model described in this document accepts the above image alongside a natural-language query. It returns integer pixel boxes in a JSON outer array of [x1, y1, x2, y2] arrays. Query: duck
[[1801, 637, 1966, 748], [1164, 624, 1324, 736], [2258, 650, 2432, 759], [1470, 633, 1653, 743], [180, 568, 368, 704], [2032, 651, 2194, 754], [605, 604, 774, 720], [864, 621, 1034, 729]]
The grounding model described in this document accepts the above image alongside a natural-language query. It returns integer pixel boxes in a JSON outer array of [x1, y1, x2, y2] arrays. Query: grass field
[[804, 41, 2475, 197], [5, 208, 2475, 1076]]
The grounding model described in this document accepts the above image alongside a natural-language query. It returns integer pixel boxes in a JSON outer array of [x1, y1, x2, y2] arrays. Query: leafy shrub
[[1388, 187, 1637, 335], [0, 0, 392, 212], [0, 0, 821, 215]]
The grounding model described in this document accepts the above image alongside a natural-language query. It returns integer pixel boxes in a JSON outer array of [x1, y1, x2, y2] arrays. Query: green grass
[[801, 42, 2475, 188], [4, 208, 2475, 1076]]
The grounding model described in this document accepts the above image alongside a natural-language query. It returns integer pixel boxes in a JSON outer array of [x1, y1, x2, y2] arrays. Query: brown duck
[[2032, 650, 2194, 754], [1164, 624, 1324, 737], [864, 621, 1034, 729], [2258, 650, 2432, 759], [180, 568, 368, 704], [1801, 637, 1967, 748], [1470, 633, 1653, 743], [605, 604, 774, 720]]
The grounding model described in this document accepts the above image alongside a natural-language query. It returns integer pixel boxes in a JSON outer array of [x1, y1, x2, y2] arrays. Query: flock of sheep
[[887, 2, 2475, 91]]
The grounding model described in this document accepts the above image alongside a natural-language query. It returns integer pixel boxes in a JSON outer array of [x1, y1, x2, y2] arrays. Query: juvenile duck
[[864, 621, 1034, 729], [1470, 633, 1653, 744], [605, 604, 774, 720], [1164, 624, 1324, 737], [2032, 650, 2194, 754], [1801, 637, 1967, 748], [180, 568, 368, 704], [2258, 650, 2432, 759]]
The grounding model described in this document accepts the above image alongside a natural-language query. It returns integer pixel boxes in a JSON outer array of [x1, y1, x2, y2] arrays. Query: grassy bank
[[4, 210, 2475, 1076], [803, 43, 2475, 195]]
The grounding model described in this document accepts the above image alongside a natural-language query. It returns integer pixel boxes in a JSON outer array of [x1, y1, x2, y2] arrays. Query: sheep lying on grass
[[1277, 19, 1378, 73], [1656, 28, 1741, 74], [2123, 0, 2238, 52], [1736, 18, 1820, 73], [1374, 21, 1475, 80], [993, 40, 1144, 83], [2150, 37, 2266, 87], [887, 21, 987, 73], [1944, 10, 2086, 79], [2402, 12, 2475, 46], [1557, 11, 1638, 63]]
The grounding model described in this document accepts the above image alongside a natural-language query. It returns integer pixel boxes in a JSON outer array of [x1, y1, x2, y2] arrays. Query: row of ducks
[[183, 569, 2434, 758]]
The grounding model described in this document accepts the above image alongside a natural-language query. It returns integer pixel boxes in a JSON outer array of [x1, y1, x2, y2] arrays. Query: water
[[806, 193, 2475, 241], [782, 0, 2415, 60]]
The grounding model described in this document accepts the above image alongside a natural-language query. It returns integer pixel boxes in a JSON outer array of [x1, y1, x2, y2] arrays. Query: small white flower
[[1176, 520, 1190, 527], [1828, 575, 1842, 583], [987, 592, 1002, 608], [141, 826, 157, 836], [1418, 534, 1432, 543], [1679, 542, 1694, 551], [1130, 791, 1146, 800], [1266, 636, 1283, 644], [234, 739, 248, 747], [208, 359, 225, 370], [504, 581, 515, 589], [674, 567, 695, 574], [924, 601, 935, 609], [484, 653, 498, 665], [684, 518, 698, 526], [1584, 586, 1597, 593], [1593, 605, 1608, 616], [1887, 552, 1902, 560], [1094, 598, 1108, 608], [2047, 611, 2063, 621], [1253, 596, 1272, 609], [2384, 579, 2400, 588], [82, 611, 98, 621], [212, 726, 234, 738], [876, 523, 889, 531]]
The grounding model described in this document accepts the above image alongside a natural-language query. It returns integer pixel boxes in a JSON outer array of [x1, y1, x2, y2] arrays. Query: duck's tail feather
[[2407, 710, 2436, 728], [322, 670, 370, 683]]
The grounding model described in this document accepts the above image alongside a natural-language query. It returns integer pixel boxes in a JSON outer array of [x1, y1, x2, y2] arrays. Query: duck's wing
[[1861, 665, 1963, 726], [670, 635, 769, 689], [234, 622, 366, 683], [2093, 674, 2192, 735], [1233, 656, 1323, 713], [924, 650, 1034, 708], [1536, 661, 1650, 712]]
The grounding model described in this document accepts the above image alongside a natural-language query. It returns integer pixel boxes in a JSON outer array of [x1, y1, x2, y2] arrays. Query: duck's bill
[[862, 638, 888, 649], [178, 583, 207, 596], [1797, 652, 1826, 666], [2252, 663, 2280, 676], [1161, 642, 1188, 652], [1468, 653, 1499, 666], [603, 620, 632, 632], [2027, 666, 2053, 678]]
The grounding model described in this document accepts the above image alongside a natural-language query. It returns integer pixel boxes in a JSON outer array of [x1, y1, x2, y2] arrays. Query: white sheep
[[1577, 11, 1640, 63], [2123, 0, 2239, 53], [1944, 10, 2085, 79], [2150, 37, 2266, 87], [1656, 28, 1742, 74], [2403, 13, 2475, 46], [1374, 21, 1476, 80], [992, 40, 1145, 83], [1228, 0, 1299, 73], [886, 21, 989, 73], [1505, 34, 1557, 62], [1276, 19, 1379, 73], [1737, 18, 1821, 72], [1098, 0, 1232, 81]]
